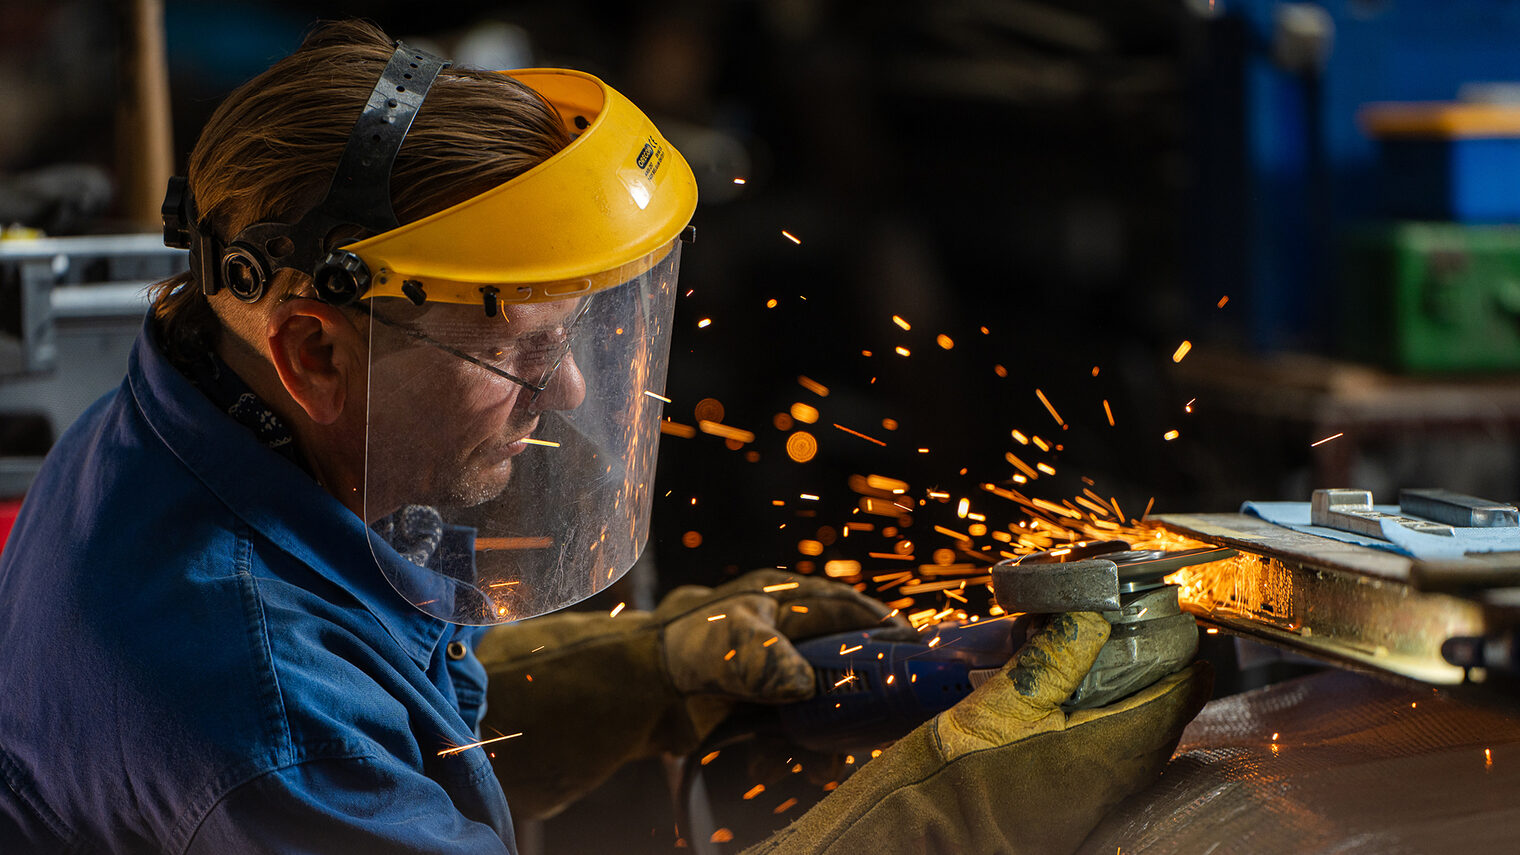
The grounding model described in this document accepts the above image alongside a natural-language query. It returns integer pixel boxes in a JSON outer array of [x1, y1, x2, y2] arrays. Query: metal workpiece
[[990, 558, 1121, 613], [1400, 488, 1519, 528], [1157, 513, 1492, 685], [1310, 487, 1455, 538]]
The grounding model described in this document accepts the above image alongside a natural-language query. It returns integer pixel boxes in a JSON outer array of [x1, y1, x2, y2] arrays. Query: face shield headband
[[162, 41, 452, 305]]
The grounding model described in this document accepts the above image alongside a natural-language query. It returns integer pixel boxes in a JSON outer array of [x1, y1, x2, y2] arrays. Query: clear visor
[[364, 242, 681, 624]]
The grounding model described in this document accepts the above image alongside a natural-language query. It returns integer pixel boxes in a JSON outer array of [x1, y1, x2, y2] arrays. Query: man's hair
[[151, 19, 571, 359]]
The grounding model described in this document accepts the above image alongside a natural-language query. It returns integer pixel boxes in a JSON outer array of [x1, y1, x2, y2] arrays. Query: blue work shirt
[[0, 318, 517, 853]]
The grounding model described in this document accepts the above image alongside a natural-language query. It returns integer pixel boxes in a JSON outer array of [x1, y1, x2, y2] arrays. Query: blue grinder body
[[777, 619, 1017, 753]]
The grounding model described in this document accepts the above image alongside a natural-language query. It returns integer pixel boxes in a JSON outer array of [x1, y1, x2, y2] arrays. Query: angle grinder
[[774, 542, 1235, 752]]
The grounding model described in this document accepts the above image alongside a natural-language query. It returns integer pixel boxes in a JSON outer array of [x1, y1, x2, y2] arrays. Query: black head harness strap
[[162, 42, 450, 304]]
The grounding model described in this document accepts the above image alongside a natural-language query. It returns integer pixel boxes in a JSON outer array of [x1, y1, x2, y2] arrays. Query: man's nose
[[529, 351, 587, 412]]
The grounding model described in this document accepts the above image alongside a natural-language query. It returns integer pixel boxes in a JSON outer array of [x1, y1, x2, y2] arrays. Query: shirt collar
[[128, 315, 448, 668]]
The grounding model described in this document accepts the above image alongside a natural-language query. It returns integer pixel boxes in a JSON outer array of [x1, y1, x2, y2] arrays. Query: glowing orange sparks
[[643, 390, 672, 403], [1217, 295, 1229, 308], [1034, 388, 1065, 427], [1164, 430, 1180, 441], [438, 732, 522, 757], [781, 230, 802, 245], [762, 581, 800, 593], [1310, 432, 1344, 447], [609, 602, 627, 618], [519, 437, 560, 447], [1103, 399, 1115, 426], [892, 315, 911, 330], [833, 423, 887, 446], [1172, 341, 1192, 363], [798, 375, 830, 397]]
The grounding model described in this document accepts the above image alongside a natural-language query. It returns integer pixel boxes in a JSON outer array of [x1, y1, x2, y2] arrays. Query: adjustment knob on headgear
[[313, 249, 371, 305], [220, 243, 271, 303]]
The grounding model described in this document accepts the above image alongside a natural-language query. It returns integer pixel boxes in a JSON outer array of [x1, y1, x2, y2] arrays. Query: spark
[[1486, 748, 1493, 768], [476, 538, 551, 550], [957, 498, 970, 518], [659, 420, 697, 438], [697, 318, 712, 329], [934, 525, 971, 542], [774, 798, 799, 814], [519, 437, 560, 447], [800, 493, 820, 501], [609, 602, 627, 618], [724, 649, 736, 661], [1104, 399, 1115, 426], [762, 581, 800, 593], [798, 375, 830, 397], [701, 751, 721, 765], [438, 732, 522, 757], [1184, 398, 1196, 413], [791, 604, 809, 613], [1036, 463, 1056, 476], [1012, 430, 1029, 445], [833, 673, 858, 687], [781, 230, 802, 245], [937, 334, 954, 349], [867, 552, 914, 561], [1006, 453, 1038, 480], [698, 420, 756, 443], [711, 829, 736, 843], [707, 613, 728, 622], [833, 423, 887, 446], [839, 644, 863, 655], [1310, 432, 1344, 447], [1034, 388, 1065, 427], [766, 298, 778, 308], [733, 177, 747, 185], [791, 402, 820, 423], [1092, 365, 1100, 376], [892, 315, 912, 330], [1172, 341, 1192, 363], [643, 390, 672, 403], [895, 346, 911, 357], [886, 674, 895, 685], [1218, 295, 1229, 308], [763, 636, 780, 647], [1164, 429, 1180, 441]]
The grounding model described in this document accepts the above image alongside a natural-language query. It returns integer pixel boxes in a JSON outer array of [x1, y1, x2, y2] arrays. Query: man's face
[[363, 297, 588, 515]]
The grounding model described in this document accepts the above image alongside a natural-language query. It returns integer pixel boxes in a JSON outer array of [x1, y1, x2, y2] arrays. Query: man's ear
[[266, 299, 364, 425]]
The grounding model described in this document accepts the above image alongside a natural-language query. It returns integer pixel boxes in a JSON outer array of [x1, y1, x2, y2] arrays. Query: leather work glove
[[742, 612, 1213, 855], [474, 569, 896, 820]]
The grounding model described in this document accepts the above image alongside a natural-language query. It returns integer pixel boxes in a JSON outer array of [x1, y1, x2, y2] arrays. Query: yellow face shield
[[355, 68, 695, 625], [345, 68, 696, 311]]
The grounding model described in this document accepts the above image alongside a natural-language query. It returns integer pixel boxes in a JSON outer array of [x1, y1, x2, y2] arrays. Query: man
[[0, 20, 1208, 854]]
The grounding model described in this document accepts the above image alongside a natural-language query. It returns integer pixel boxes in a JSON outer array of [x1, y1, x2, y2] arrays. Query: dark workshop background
[[5, 0, 1520, 851]]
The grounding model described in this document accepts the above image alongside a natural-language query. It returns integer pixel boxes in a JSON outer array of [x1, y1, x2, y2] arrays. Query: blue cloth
[[0, 317, 517, 853], [1243, 500, 1520, 560]]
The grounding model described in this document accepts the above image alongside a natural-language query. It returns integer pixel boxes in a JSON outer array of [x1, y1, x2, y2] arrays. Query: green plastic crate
[[1341, 223, 1520, 372]]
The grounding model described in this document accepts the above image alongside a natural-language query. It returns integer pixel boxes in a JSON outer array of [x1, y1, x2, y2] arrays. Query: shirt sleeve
[[184, 753, 514, 854]]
